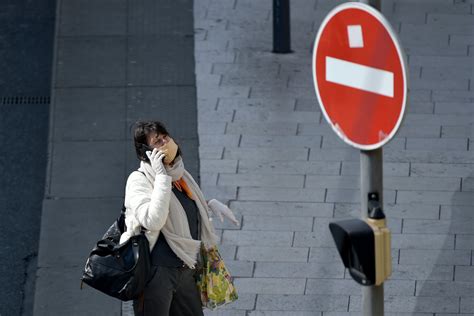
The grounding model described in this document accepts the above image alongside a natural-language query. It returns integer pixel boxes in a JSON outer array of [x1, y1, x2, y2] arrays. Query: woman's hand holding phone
[[146, 148, 167, 175]]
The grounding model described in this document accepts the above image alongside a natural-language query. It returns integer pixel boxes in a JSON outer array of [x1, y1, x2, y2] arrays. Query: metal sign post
[[360, 148, 384, 315], [358, 1, 383, 314]]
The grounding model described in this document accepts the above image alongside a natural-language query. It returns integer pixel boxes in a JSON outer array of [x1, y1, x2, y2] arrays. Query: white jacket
[[119, 171, 172, 250]]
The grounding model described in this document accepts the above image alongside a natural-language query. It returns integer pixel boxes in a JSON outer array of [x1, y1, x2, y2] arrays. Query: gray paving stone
[[323, 313, 429, 316], [196, 52, 235, 63], [221, 75, 287, 87], [308, 148, 359, 162], [322, 136, 405, 150], [392, 233, 455, 249], [441, 205, 474, 220], [461, 296, 474, 313], [38, 198, 122, 268], [234, 110, 321, 123], [225, 122, 298, 136], [428, 13, 474, 25], [198, 122, 226, 134], [229, 201, 334, 218], [199, 146, 224, 159], [34, 267, 121, 316], [309, 247, 346, 264], [197, 85, 250, 99], [254, 261, 344, 279], [201, 185, 238, 204], [224, 260, 254, 278], [306, 279, 415, 296], [294, 98, 321, 112], [240, 135, 321, 148], [217, 97, 296, 111], [435, 102, 474, 115], [224, 147, 309, 161], [411, 163, 474, 177], [422, 66, 472, 81], [455, 235, 474, 250], [56, 37, 126, 87], [463, 177, 474, 191], [256, 294, 349, 312], [403, 219, 474, 235], [397, 191, 473, 205], [218, 173, 304, 188], [404, 114, 474, 126], [218, 245, 237, 261], [395, 122, 442, 136], [250, 86, 316, 99], [399, 249, 471, 265], [53, 88, 126, 141], [237, 246, 309, 262], [196, 74, 222, 85], [242, 215, 313, 232], [326, 189, 397, 204], [198, 108, 234, 122], [205, 310, 246, 316], [212, 63, 279, 76], [293, 230, 342, 248], [222, 230, 293, 247], [308, 175, 460, 191], [59, 0, 127, 36], [49, 141, 126, 198], [334, 203, 440, 220], [390, 264, 454, 281], [200, 159, 238, 173], [433, 90, 474, 102], [126, 87, 198, 140], [409, 77, 469, 90], [200, 134, 241, 146], [233, 278, 306, 295], [127, 34, 195, 86], [417, 280, 474, 297], [348, 295, 459, 313], [238, 187, 325, 202], [249, 312, 320, 316], [455, 266, 474, 282], [410, 55, 474, 68], [195, 61, 213, 74], [341, 161, 410, 176], [406, 138, 468, 151], [442, 125, 473, 138], [237, 160, 340, 175], [200, 173, 218, 186], [217, 293, 256, 310]]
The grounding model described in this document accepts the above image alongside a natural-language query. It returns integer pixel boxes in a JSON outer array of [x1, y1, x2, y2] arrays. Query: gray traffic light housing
[[329, 219, 376, 285]]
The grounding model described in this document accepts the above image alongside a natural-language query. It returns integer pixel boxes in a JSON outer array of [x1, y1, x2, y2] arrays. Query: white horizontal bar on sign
[[325, 56, 394, 98]]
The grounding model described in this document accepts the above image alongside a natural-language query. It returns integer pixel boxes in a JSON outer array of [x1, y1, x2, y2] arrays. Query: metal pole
[[360, 148, 384, 315], [272, 0, 291, 53], [358, 0, 383, 314]]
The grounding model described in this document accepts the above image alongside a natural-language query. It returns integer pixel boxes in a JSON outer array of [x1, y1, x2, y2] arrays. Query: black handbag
[[81, 205, 151, 301]]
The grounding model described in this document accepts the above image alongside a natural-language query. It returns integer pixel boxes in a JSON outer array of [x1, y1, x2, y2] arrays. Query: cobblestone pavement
[[194, 0, 474, 315]]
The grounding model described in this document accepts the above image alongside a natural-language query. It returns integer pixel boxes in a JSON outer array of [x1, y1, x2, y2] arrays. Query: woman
[[119, 121, 239, 316]]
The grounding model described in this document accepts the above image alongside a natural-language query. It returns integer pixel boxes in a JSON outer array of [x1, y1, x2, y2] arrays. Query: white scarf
[[138, 156, 219, 268]]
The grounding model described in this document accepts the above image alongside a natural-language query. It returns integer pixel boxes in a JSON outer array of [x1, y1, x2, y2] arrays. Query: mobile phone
[[140, 143, 154, 161]]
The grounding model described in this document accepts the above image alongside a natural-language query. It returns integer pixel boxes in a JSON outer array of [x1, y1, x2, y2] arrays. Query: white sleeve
[[124, 172, 172, 232]]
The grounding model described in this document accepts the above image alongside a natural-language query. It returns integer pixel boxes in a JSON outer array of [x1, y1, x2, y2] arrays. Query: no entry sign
[[312, 3, 408, 150]]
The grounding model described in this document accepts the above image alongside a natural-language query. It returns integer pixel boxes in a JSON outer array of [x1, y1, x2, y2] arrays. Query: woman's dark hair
[[133, 120, 181, 163]]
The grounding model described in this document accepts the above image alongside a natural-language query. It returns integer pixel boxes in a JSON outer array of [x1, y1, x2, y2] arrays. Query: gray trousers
[[133, 265, 204, 316]]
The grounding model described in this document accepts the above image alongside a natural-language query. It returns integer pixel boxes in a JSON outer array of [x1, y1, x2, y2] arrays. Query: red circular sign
[[313, 3, 407, 150]]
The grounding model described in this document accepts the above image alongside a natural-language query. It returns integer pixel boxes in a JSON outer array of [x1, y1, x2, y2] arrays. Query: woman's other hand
[[208, 199, 240, 226]]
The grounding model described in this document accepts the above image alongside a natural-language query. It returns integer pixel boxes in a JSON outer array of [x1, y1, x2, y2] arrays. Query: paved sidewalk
[[33, 0, 199, 315], [195, 0, 474, 315]]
